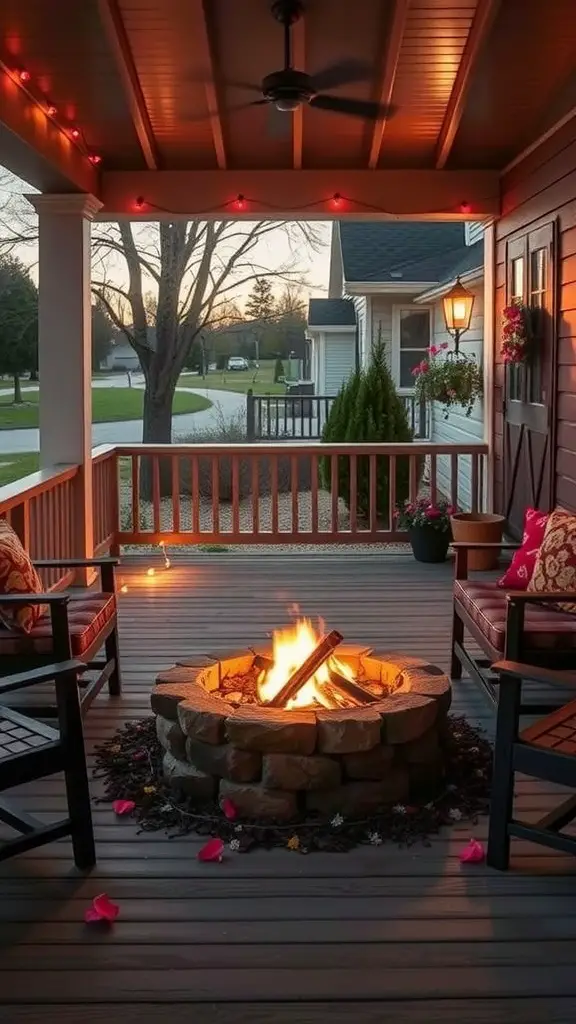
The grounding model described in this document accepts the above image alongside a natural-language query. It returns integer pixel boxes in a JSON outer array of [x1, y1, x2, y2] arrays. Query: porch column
[[26, 193, 102, 567]]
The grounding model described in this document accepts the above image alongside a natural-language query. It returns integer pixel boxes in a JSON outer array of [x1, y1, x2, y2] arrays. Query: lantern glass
[[443, 278, 474, 336]]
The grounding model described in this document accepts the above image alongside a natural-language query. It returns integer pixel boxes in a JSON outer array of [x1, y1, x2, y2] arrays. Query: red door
[[503, 222, 557, 538]]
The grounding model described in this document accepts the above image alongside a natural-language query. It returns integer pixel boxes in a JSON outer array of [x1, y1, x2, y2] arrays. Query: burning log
[[267, 629, 344, 708], [328, 668, 380, 706]]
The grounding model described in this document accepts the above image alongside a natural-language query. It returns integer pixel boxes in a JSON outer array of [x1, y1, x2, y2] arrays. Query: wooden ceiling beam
[[435, 0, 502, 170], [0, 62, 99, 194], [194, 0, 227, 171], [97, 0, 159, 171], [368, 0, 410, 170], [99, 169, 500, 220]]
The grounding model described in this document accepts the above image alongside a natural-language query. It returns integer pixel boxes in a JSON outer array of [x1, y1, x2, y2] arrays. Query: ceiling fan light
[[274, 97, 300, 112]]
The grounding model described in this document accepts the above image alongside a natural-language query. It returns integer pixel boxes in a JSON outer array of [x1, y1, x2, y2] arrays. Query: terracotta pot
[[450, 512, 505, 571]]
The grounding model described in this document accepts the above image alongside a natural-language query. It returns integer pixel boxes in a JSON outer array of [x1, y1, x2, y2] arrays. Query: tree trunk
[[140, 376, 177, 501], [13, 373, 22, 404]]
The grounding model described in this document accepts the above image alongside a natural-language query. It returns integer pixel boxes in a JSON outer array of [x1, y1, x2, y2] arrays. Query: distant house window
[[393, 307, 431, 388]]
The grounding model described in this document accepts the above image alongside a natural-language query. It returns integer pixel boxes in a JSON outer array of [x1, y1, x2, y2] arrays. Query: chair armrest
[[492, 660, 576, 688], [506, 591, 576, 604], [33, 557, 120, 568], [0, 659, 84, 695], [0, 593, 70, 605]]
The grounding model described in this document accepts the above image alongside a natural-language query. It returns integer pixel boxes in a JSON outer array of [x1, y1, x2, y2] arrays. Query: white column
[[26, 193, 102, 564]]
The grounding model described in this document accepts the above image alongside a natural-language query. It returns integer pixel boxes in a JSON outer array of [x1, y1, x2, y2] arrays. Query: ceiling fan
[[228, 0, 394, 124]]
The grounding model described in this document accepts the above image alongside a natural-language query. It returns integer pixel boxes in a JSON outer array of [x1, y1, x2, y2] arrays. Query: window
[[394, 308, 431, 388], [506, 233, 549, 407], [529, 247, 547, 402]]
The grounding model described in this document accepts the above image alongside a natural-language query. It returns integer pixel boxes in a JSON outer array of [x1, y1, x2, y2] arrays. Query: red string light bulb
[[460, 201, 471, 214], [46, 103, 58, 117], [134, 196, 145, 211], [88, 154, 102, 166], [233, 194, 246, 211], [330, 192, 343, 209], [70, 127, 81, 140], [18, 69, 31, 84]]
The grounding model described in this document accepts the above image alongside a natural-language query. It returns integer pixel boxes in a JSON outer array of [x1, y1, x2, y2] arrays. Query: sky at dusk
[[0, 168, 333, 311]]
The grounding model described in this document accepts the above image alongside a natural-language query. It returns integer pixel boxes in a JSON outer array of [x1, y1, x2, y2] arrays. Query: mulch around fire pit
[[93, 714, 492, 853]]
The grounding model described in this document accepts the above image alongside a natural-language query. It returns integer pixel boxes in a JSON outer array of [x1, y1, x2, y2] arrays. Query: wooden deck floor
[[1, 553, 576, 1023]]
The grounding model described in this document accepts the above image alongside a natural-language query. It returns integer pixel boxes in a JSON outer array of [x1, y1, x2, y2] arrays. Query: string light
[[18, 69, 31, 84], [134, 196, 146, 211], [460, 201, 471, 214], [120, 584, 128, 594], [88, 153, 102, 165], [70, 127, 81, 140], [46, 103, 58, 117], [330, 192, 343, 209], [233, 194, 246, 211], [146, 567, 156, 577], [159, 540, 171, 569]]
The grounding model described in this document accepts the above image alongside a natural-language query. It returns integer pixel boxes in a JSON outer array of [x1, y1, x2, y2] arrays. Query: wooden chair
[[0, 557, 121, 717], [0, 659, 95, 868], [451, 542, 576, 706], [488, 660, 576, 870]]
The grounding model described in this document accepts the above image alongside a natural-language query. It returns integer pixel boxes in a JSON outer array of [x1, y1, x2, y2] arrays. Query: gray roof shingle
[[308, 298, 357, 327], [339, 221, 469, 283]]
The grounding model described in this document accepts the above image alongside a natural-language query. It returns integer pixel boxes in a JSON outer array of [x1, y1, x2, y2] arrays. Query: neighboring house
[[307, 221, 485, 509], [101, 327, 157, 372]]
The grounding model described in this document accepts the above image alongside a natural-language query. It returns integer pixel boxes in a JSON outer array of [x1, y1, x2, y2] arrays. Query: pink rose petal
[[113, 799, 136, 816], [84, 893, 120, 924], [198, 838, 224, 863], [459, 838, 485, 864], [221, 797, 237, 820]]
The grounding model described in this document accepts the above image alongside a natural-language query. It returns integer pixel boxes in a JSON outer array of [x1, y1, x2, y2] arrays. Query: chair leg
[[487, 673, 522, 871], [105, 626, 122, 696], [451, 608, 464, 679], [55, 668, 96, 870]]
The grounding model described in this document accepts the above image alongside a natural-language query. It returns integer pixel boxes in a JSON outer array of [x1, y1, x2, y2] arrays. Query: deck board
[[1, 553, 576, 1022]]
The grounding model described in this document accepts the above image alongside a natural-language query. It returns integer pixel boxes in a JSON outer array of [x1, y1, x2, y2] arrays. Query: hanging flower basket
[[412, 346, 483, 419], [500, 304, 530, 364]]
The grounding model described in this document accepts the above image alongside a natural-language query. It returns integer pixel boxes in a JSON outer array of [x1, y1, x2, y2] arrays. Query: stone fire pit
[[151, 646, 452, 821]]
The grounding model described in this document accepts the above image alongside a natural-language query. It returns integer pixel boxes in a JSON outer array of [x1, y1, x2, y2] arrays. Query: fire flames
[[257, 617, 355, 710]]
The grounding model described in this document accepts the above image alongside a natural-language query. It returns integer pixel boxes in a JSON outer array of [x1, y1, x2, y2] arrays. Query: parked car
[[227, 356, 249, 371]]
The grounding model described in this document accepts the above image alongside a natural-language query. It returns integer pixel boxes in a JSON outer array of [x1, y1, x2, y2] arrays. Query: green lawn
[[0, 452, 39, 487], [179, 360, 286, 396], [0, 388, 212, 430]]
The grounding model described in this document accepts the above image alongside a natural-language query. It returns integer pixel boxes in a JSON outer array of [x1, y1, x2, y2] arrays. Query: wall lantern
[[442, 277, 475, 354]]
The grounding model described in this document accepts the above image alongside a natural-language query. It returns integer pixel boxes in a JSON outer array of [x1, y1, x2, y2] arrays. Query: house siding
[[465, 222, 484, 246], [429, 282, 484, 510], [324, 332, 356, 395], [496, 119, 576, 515]]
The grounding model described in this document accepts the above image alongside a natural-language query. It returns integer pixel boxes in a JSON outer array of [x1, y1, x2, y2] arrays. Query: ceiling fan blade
[[310, 95, 394, 119], [309, 59, 371, 92]]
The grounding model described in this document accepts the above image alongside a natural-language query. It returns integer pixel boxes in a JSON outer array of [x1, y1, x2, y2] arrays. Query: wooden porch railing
[[112, 441, 487, 546], [246, 392, 430, 440]]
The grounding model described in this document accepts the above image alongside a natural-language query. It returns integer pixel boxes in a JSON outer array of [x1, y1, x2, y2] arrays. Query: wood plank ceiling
[[0, 0, 575, 175]]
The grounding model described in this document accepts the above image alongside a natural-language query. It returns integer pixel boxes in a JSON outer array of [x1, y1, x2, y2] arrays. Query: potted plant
[[395, 496, 455, 563], [412, 345, 483, 419]]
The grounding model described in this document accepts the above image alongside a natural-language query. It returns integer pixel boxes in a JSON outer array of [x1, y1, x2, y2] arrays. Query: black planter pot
[[408, 525, 450, 563]]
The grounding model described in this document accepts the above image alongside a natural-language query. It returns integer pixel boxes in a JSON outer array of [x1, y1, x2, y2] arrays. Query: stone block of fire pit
[[262, 752, 341, 791], [177, 688, 234, 745], [405, 666, 452, 712], [316, 708, 382, 755], [156, 714, 187, 760], [162, 752, 216, 800], [376, 692, 438, 745], [185, 737, 261, 783], [151, 680, 206, 721], [343, 744, 395, 780], [219, 780, 298, 821], [307, 769, 409, 816], [225, 706, 317, 755], [403, 727, 440, 765]]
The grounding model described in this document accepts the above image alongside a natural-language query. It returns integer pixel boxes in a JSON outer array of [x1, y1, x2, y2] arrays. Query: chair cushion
[[528, 509, 576, 614], [0, 593, 116, 656], [498, 507, 549, 590], [454, 579, 576, 652], [0, 520, 47, 633]]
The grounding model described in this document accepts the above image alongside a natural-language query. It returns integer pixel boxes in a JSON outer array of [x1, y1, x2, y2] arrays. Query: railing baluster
[[212, 456, 220, 535], [291, 455, 299, 535], [271, 456, 279, 536], [369, 455, 377, 534], [311, 454, 319, 536], [451, 453, 459, 509], [409, 455, 418, 502], [471, 453, 479, 513], [172, 455, 181, 533], [252, 457, 260, 536], [330, 454, 339, 534], [131, 454, 140, 533], [232, 456, 240, 536], [430, 453, 438, 505], [152, 456, 161, 534], [192, 456, 200, 536], [349, 454, 358, 535], [389, 454, 397, 531]]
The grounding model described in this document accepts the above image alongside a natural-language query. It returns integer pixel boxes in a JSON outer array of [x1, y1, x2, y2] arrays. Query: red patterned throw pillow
[[527, 509, 576, 613], [0, 519, 47, 633], [497, 507, 549, 589]]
